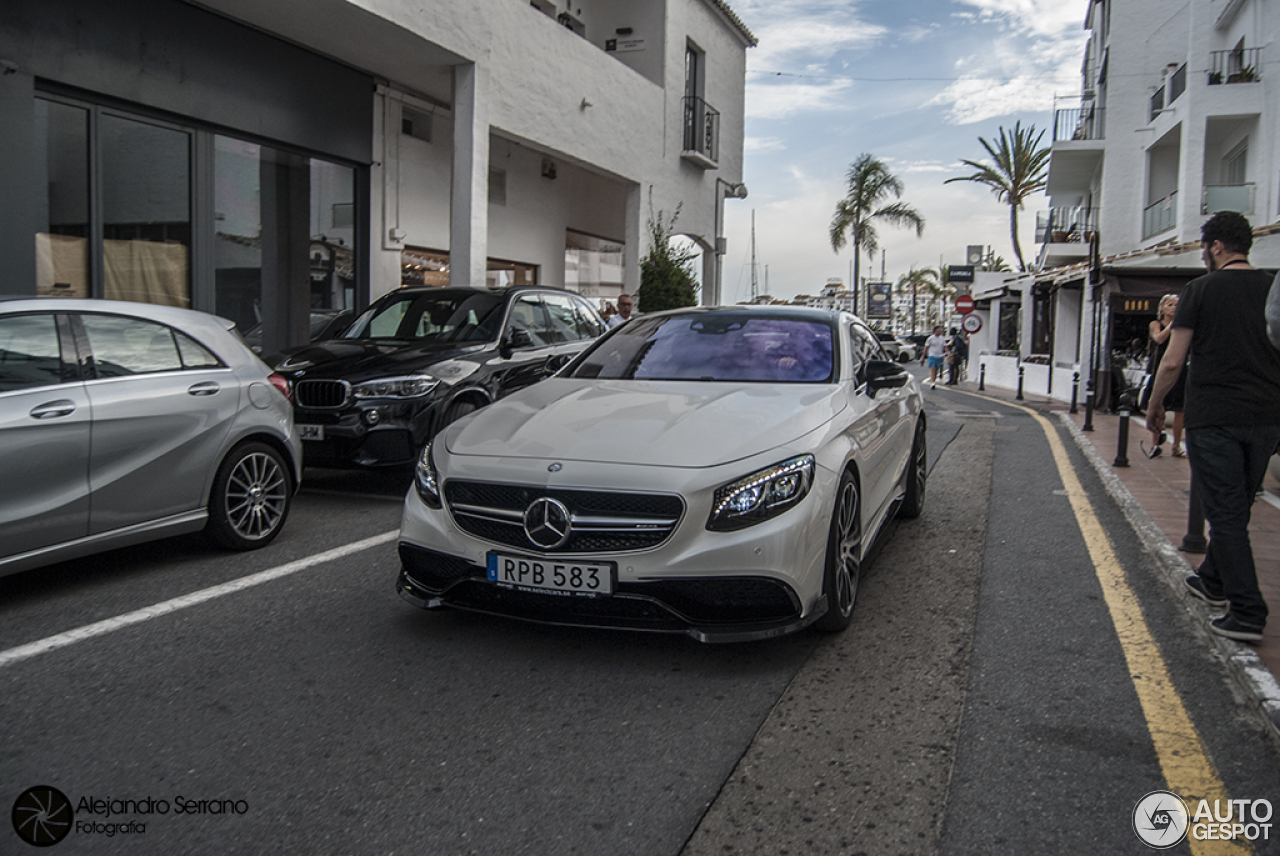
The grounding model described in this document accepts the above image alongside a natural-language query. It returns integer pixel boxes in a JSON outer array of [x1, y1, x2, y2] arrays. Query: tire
[[438, 399, 479, 434], [205, 442, 292, 550], [815, 470, 861, 633], [899, 419, 927, 519]]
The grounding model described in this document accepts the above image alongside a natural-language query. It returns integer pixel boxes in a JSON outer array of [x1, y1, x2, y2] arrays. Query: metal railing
[[1150, 86, 1165, 122], [682, 96, 719, 165], [1142, 192, 1178, 239], [1202, 183, 1255, 214], [1208, 47, 1262, 84], [1053, 105, 1105, 141], [1036, 207, 1100, 243], [1169, 63, 1187, 101]]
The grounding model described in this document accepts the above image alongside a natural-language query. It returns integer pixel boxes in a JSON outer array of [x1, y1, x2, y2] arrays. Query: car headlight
[[707, 455, 815, 531], [352, 375, 439, 399], [414, 441, 442, 508]]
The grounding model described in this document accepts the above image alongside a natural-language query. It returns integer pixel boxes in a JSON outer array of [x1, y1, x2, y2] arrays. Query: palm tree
[[945, 122, 1050, 273], [896, 266, 937, 334], [830, 154, 925, 311]]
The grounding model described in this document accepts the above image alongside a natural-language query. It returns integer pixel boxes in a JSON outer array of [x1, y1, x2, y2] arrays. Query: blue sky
[[717, 0, 1092, 303]]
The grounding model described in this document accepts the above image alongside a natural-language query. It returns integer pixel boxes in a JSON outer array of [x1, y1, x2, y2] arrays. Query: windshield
[[342, 291, 505, 343], [570, 313, 835, 383]]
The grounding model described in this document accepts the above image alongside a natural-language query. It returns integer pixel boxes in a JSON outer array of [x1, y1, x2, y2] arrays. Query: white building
[[977, 0, 1280, 406], [3, 0, 754, 354]]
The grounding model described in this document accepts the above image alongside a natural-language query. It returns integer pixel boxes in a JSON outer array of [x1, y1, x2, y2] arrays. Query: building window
[[399, 247, 536, 288], [1224, 142, 1247, 185], [34, 99, 89, 299], [32, 91, 362, 352], [213, 136, 356, 338], [564, 230, 624, 301]]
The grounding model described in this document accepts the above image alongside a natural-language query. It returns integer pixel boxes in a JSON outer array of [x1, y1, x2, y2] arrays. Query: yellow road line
[[955, 391, 1246, 855]]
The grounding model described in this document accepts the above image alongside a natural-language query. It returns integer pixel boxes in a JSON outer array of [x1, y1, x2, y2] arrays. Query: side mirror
[[501, 328, 534, 358], [864, 358, 909, 394]]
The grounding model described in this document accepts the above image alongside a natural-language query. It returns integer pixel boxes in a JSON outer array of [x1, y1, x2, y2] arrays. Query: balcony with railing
[[1202, 183, 1255, 215], [1150, 85, 1165, 122], [1142, 192, 1178, 239], [1053, 104, 1105, 142], [1208, 47, 1262, 85], [682, 95, 720, 169], [1036, 207, 1099, 244]]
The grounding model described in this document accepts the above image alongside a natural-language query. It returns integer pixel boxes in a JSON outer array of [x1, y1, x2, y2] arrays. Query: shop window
[[564, 229, 624, 300], [100, 114, 192, 307], [34, 99, 89, 299], [1031, 288, 1054, 355], [399, 247, 536, 288]]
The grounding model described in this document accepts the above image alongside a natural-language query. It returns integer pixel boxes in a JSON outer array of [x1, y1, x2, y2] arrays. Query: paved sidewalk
[[943, 376, 1280, 735]]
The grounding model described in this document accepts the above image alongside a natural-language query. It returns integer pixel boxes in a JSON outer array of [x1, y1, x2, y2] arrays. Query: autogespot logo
[[12, 786, 73, 847], [1134, 790, 1190, 849]]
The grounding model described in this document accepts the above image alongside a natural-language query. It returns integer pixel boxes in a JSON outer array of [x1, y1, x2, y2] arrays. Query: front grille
[[444, 481, 684, 553], [400, 544, 482, 591], [434, 576, 800, 629], [295, 379, 351, 409]]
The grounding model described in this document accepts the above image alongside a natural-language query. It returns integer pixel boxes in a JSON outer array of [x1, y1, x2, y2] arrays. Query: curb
[[1055, 411, 1280, 747]]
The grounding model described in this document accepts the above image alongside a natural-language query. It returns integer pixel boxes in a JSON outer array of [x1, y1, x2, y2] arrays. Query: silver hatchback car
[[0, 299, 303, 577]]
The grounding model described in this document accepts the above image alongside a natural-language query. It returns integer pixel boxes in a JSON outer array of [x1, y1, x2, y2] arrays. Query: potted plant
[[1227, 65, 1258, 83]]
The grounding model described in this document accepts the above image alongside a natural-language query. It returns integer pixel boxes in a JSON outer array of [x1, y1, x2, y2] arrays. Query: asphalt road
[[3, 369, 1278, 854]]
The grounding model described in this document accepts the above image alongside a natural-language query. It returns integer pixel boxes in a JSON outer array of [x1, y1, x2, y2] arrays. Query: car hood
[[444, 379, 845, 467], [272, 338, 486, 382]]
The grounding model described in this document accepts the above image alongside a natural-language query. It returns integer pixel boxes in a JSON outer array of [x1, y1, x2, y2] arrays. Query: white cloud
[[744, 136, 788, 154], [746, 78, 854, 119], [926, 28, 1087, 124], [736, 0, 887, 69], [954, 0, 1089, 38]]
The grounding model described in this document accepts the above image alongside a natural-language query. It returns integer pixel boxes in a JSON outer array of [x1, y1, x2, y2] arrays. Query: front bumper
[[295, 402, 430, 467], [396, 544, 821, 643]]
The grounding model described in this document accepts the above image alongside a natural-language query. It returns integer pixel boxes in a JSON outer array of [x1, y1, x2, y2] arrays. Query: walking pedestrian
[[1145, 211, 1280, 643], [1142, 294, 1187, 458], [946, 330, 968, 385], [921, 325, 948, 389]]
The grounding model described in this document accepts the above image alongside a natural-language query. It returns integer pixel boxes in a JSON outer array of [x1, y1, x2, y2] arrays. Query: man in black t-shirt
[[1146, 211, 1280, 643]]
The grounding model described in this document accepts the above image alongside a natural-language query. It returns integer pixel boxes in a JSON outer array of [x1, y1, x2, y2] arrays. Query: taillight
[[268, 373, 292, 402]]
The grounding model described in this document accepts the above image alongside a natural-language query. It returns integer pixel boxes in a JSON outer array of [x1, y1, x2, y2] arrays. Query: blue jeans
[[1186, 423, 1280, 627]]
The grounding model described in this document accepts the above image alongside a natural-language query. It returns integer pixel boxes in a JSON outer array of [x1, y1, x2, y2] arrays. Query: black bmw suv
[[273, 285, 606, 468]]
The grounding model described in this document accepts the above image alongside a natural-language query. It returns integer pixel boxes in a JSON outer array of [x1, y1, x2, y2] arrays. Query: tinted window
[[543, 294, 604, 342], [507, 296, 552, 348], [848, 323, 883, 367], [571, 314, 834, 383], [82, 314, 184, 377], [343, 292, 505, 343], [175, 332, 223, 369], [0, 314, 65, 392]]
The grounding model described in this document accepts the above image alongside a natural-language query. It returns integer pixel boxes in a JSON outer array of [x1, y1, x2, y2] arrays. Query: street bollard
[[1070, 371, 1080, 414], [1113, 406, 1131, 467], [1083, 378, 1095, 432], [978, 362, 986, 391], [1016, 365, 1025, 401], [1180, 470, 1207, 553]]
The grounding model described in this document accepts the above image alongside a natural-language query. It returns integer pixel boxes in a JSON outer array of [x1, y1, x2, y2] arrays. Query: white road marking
[[0, 530, 399, 670]]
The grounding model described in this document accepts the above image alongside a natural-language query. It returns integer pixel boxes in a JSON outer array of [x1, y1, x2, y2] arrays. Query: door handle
[[30, 400, 77, 419], [188, 381, 220, 396]]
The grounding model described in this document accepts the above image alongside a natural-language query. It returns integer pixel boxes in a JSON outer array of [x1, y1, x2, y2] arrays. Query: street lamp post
[[714, 179, 749, 306]]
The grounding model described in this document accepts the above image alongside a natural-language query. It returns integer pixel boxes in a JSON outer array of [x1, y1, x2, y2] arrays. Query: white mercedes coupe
[[397, 306, 926, 642]]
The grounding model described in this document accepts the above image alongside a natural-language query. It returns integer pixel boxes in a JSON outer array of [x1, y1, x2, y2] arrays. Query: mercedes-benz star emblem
[[523, 497, 572, 549]]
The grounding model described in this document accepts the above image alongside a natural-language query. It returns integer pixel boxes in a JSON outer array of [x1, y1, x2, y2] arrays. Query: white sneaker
[[930, 381, 936, 389]]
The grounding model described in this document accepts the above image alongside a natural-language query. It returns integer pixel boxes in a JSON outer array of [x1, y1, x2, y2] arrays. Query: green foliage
[[830, 153, 925, 298], [638, 205, 699, 313], [945, 122, 1049, 273]]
